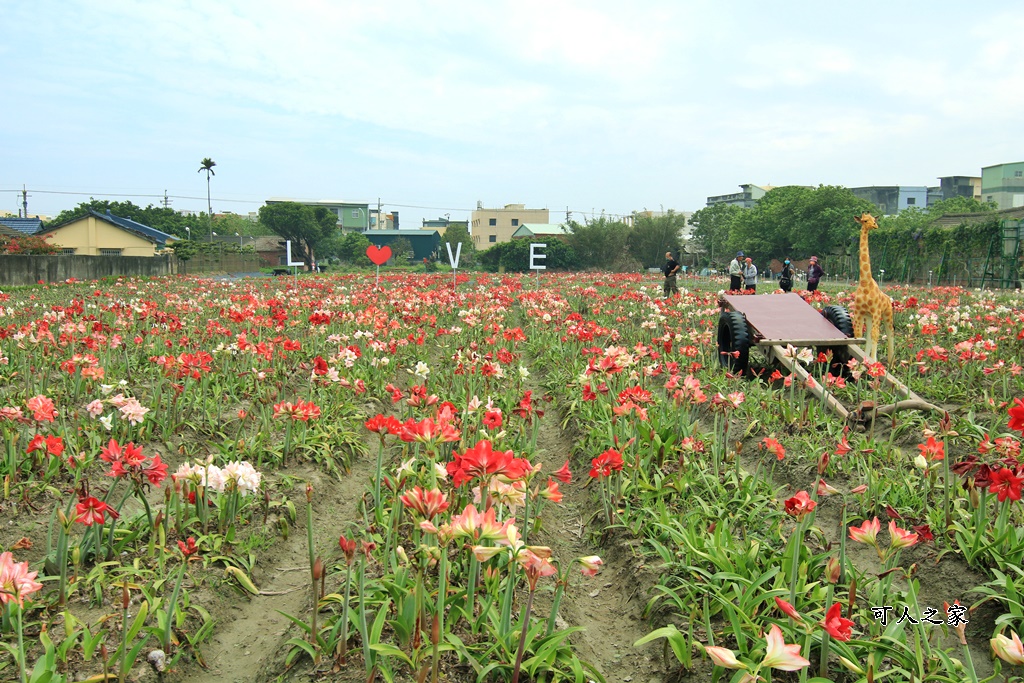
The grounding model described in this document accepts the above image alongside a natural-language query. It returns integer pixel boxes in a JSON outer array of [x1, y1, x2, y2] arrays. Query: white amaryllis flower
[[467, 395, 482, 411], [518, 366, 530, 379], [99, 384, 115, 396], [222, 461, 262, 495], [796, 347, 814, 365], [396, 457, 416, 479], [411, 361, 430, 380], [99, 413, 114, 431]]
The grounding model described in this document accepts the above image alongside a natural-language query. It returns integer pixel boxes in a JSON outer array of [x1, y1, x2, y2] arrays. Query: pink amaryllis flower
[[0, 552, 44, 607], [449, 504, 511, 542], [888, 521, 919, 549], [991, 629, 1024, 666], [273, 399, 321, 421], [577, 555, 603, 576], [760, 624, 810, 672], [703, 645, 746, 670], [821, 602, 855, 641], [26, 395, 58, 423], [848, 517, 881, 546], [399, 486, 449, 520]]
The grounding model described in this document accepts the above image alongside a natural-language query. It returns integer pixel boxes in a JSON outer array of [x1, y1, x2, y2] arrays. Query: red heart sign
[[366, 245, 392, 265]]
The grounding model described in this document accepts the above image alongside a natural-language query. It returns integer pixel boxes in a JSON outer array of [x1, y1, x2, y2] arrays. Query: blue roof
[[48, 210, 176, 246], [0, 217, 43, 235]]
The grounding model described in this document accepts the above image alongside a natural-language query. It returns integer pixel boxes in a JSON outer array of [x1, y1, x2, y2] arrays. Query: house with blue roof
[[0, 217, 44, 236], [42, 209, 177, 256]]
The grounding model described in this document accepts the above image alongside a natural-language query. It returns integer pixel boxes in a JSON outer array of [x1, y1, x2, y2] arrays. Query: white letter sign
[[529, 243, 547, 270], [285, 240, 304, 267], [445, 241, 462, 269]]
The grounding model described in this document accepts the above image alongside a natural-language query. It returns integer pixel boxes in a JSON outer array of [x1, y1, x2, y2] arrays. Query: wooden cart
[[717, 293, 933, 421]]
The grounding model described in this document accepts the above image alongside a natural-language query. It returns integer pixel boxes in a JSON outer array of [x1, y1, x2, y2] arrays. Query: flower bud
[[824, 556, 841, 584], [121, 584, 130, 609], [312, 557, 324, 581]]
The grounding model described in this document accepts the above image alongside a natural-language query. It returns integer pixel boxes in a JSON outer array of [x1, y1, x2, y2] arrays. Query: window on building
[[352, 209, 360, 218], [99, 248, 122, 256], [489, 218, 497, 226], [61, 248, 76, 255], [489, 235, 497, 243], [1016, 171, 1023, 177], [906, 197, 916, 205], [511, 219, 519, 226], [988, 195, 994, 202]]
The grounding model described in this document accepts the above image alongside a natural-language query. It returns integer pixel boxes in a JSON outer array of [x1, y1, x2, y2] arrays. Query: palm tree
[[197, 158, 216, 235]]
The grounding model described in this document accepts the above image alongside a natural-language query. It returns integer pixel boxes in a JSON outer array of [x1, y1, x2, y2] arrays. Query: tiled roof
[[0, 217, 44, 235], [511, 223, 569, 237], [48, 210, 177, 246]]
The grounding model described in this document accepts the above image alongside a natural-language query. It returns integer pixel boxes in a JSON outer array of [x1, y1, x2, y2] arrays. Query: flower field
[[1, 271, 1024, 683]]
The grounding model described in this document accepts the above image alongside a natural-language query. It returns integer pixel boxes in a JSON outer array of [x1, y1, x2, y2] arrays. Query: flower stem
[[511, 588, 535, 683]]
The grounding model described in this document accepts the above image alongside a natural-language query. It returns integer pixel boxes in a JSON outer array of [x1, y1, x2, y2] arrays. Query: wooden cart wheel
[[717, 311, 750, 375], [819, 305, 854, 376]]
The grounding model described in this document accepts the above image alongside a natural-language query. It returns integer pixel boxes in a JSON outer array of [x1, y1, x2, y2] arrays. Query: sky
[[3, 1, 1023, 227]]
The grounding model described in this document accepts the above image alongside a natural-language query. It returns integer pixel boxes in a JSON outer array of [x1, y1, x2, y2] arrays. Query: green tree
[[258, 202, 334, 269], [628, 211, 686, 268], [198, 158, 216, 233], [688, 203, 744, 266], [565, 217, 631, 269], [478, 240, 579, 272], [727, 185, 874, 263], [390, 237, 413, 261], [926, 196, 998, 216], [440, 223, 476, 266]]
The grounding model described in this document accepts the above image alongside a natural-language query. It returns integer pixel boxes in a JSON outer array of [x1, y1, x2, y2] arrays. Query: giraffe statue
[[851, 213, 894, 365]]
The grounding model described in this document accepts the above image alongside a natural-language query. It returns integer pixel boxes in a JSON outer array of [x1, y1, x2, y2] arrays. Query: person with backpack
[[779, 259, 793, 292]]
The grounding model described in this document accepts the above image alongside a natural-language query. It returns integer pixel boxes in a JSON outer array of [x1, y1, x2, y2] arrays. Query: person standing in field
[[779, 259, 793, 292], [807, 256, 824, 292], [743, 257, 758, 292], [663, 251, 681, 298], [729, 251, 744, 291]]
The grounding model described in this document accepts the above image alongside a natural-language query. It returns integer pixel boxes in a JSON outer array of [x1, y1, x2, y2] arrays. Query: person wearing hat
[[728, 251, 744, 291], [806, 256, 824, 292], [779, 258, 793, 292], [743, 257, 758, 292]]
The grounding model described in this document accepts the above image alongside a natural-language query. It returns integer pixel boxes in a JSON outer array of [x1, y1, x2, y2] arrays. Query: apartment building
[[470, 203, 549, 247]]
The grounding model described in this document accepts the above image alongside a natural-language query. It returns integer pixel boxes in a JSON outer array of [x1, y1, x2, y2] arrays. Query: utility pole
[[566, 206, 571, 223], [162, 190, 172, 208], [377, 197, 382, 230], [22, 184, 29, 218]]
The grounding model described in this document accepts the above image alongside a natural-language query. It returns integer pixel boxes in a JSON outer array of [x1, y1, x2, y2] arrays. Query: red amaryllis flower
[[589, 449, 624, 478], [989, 467, 1023, 502], [399, 417, 461, 445], [364, 414, 401, 435], [784, 491, 816, 520], [338, 535, 357, 565], [26, 395, 58, 423], [447, 439, 520, 487], [821, 602, 854, 641], [75, 497, 119, 526], [775, 597, 803, 622], [553, 459, 572, 484], [273, 399, 321, 421], [399, 486, 449, 520], [760, 437, 785, 461], [917, 436, 945, 462], [178, 537, 199, 556], [539, 478, 563, 503], [1008, 398, 1024, 433], [482, 410, 503, 430], [912, 523, 934, 543]]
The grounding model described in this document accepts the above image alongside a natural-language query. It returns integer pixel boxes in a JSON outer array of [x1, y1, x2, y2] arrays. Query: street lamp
[[236, 232, 242, 247], [210, 231, 217, 243], [185, 226, 191, 240]]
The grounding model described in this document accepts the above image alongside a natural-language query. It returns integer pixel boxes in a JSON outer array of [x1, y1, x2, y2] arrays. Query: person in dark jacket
[[663, 251, 681, 298], [779, 259, 793, 292], [806, 256, 824, 292]]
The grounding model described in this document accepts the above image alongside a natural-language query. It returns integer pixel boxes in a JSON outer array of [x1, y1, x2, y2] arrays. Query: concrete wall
[[0, 255, 171, 286]]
